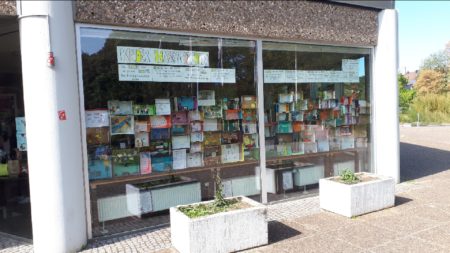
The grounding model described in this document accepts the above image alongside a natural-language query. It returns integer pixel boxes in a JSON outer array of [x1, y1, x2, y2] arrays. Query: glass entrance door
[[0, 16, 32, 239]]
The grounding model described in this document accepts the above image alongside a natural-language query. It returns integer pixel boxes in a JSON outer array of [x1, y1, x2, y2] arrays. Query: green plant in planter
[[339, 169, 360, 184], [179, 168, 238, 218]]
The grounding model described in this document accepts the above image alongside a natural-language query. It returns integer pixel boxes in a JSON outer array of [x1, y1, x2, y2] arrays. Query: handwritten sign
[[264, 59, 359, 83], [118, 64, 236, 83], [117, 46, 209, 67]]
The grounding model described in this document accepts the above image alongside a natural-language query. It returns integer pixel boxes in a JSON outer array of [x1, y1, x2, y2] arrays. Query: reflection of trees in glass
[[81, 32, 257, 110]]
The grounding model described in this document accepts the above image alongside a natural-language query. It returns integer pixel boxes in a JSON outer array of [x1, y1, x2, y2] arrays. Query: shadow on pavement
[[400, 142, 450, 182], [268, 220, 301, 243], [395, 196, 412, 206]]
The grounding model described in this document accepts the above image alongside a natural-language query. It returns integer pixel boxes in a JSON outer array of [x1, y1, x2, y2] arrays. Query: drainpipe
[[17, 1, 87, 252]]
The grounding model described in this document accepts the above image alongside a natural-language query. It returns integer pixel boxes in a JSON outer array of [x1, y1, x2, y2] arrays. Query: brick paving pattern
[[1, 126, 449, 253], [0, 232, 32, 253]]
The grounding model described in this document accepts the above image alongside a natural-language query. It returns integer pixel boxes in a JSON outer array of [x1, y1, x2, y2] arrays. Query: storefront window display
[[262, 42, 372, 202], [79, 28, 261, 236]]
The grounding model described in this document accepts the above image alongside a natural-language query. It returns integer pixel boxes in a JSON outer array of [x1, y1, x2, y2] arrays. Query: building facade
[[0, 1, 398, 252]]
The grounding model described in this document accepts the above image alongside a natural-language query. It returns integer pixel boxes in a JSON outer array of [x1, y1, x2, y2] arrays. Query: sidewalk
[[244, 170, 450, 253], [3, 173, 449, 253], [1, 126, 449, 253], [80, 169, 450, 253]]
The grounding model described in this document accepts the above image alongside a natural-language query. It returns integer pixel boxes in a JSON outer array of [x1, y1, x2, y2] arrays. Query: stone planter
[[170, 196, 268, 253], [319, 173, 395, 217]]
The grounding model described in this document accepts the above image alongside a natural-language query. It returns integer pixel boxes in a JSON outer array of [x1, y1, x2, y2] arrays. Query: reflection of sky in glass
[[82, 38, 107, 55], [80, 28, 111, 55], [358, 57, 365, 77]]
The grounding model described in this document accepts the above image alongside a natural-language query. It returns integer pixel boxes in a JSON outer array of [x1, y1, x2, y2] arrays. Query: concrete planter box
[[170, 196, 268, 253], [319, 173, 395, 217]]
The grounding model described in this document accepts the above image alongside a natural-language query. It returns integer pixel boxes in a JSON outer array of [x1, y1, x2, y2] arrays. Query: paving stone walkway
[[0, 232, 33, 253], [1, 126, 449, 253]]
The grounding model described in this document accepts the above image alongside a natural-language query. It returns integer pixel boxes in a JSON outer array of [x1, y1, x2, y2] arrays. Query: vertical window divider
[[256, 40, 267, 204]]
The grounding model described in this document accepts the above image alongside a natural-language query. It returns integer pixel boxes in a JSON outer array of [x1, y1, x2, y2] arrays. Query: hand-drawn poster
[[110, 115, 135, 135], [86, 110, 110, 128], [108, 100, 133, 115], [172, 149, 187, 170], [140, 152, 152, 175]]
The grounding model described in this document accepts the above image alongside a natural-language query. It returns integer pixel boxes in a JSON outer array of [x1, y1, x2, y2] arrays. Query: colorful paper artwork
[[177, 96, 196, 111], [187, 152, 203, 168], [172, 135, 191, 149], [150, 115, 172, 129], [86, 110, 110, 128], [140, 152, 152, 175], [172, 149, 187, 170], [133, 104, 156, 115], [198, 90, 215, 106], [108, 100, 133, 115], [86, 127, 110, 145], [241, 96, 257, 109], [221, 144, 242, 164], [203, 105, 223, 119], [151, 128, 170, 140], [135, 132, 150, 147], [110, 115, 135, 135], [155, 99, 171, 115]]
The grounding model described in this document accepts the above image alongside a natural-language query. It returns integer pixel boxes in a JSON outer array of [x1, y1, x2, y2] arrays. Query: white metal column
[[256, 40, 268, 204], [18, 1, 87, 252], [373, 9, 400, 183]]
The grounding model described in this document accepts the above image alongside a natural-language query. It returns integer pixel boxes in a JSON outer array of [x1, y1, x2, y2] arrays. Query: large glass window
[[262, 42, 372, 202], [79, 27, 373, 236], [80, 28, 260, 236]]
